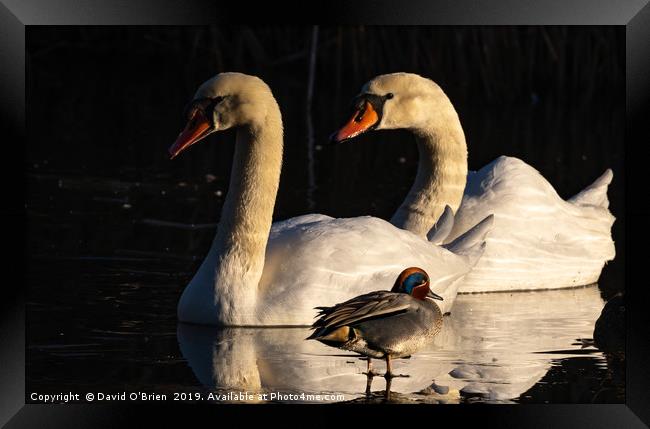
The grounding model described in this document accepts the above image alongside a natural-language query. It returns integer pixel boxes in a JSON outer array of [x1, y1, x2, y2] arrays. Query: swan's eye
[[206, 96, 225, 113], [385, 93, 394, 100], [354, 102, 367, 122]]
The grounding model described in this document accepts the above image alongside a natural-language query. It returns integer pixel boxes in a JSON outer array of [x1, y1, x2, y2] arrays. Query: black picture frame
[[2, 0, 649, 427]]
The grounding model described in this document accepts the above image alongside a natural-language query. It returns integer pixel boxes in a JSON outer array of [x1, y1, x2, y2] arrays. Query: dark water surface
[[26, 26, 624, 403], [26, 168, 624, 403]]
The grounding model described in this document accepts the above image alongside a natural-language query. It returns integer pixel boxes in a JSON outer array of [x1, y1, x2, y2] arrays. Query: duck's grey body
[[308, 290, 443, 360]]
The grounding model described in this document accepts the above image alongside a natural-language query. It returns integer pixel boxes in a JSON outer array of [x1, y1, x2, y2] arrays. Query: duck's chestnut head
[[391, 267, 443, 301]]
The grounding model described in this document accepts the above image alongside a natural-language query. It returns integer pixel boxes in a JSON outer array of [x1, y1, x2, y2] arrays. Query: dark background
[[25, 26, 625, 402], [26, 25, 625, 275]]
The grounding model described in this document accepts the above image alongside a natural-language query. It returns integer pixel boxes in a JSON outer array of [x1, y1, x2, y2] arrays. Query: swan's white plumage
[[261, 215, 488, 320], [187, 214, 487, 325], [445, 156, 615, 292], [349, 73, 616, 292], [427, 205, 455, 244]]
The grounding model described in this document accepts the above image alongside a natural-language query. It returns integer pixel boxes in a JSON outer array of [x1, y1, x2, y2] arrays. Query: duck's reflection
[[177, 285, 606, 403]]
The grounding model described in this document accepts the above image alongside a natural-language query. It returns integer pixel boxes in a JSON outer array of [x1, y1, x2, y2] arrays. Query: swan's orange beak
[[330, 100, 379, 144], [169, 109, 213, 159]]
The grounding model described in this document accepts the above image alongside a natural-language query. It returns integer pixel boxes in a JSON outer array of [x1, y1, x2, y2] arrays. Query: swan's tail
[[443, 214, 494, 266], [568, 169, 613, 209], [427, 205, 455, 244]]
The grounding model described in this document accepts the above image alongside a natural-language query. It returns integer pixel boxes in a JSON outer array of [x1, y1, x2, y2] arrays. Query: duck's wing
[[310, 291, 412, 334]]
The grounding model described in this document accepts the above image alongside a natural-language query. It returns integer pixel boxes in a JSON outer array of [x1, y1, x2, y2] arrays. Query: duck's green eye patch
[[403, 272, 426, 294]]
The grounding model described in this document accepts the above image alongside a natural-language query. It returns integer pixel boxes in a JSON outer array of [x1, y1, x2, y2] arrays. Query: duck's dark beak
[[427, 290, 444, 301], [169, 109, 213, 159], [329, 100, 379, 144]]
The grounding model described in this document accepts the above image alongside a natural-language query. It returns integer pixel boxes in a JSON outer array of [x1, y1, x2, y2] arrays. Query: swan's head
[[391, 267, 442, 301], [331, 73, 451, 143], [169, 72, 278, 159]]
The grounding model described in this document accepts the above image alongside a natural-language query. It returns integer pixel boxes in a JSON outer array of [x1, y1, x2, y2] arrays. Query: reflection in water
[[178, 285, 605, 403], [591, 293, 625, 403]]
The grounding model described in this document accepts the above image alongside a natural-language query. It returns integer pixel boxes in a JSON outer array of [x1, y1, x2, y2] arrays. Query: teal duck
[[307, 267, 444, 377]]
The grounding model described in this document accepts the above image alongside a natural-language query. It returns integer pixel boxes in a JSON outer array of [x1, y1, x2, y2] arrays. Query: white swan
[[169, 72, 493, 326], [331, 73, 615, 292]]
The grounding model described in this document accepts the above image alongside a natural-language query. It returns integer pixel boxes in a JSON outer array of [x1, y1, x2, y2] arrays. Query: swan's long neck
[[390, 111, 467, 237], [209, 108, 283, 325], [214, 114, 282, 325]]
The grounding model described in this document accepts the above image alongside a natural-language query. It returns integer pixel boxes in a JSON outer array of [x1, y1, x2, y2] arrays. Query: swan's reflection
[[177, 285, 605, 403]]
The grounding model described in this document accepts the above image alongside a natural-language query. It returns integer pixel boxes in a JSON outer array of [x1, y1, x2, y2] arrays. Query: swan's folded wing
[[311, 291, 412, 332]]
